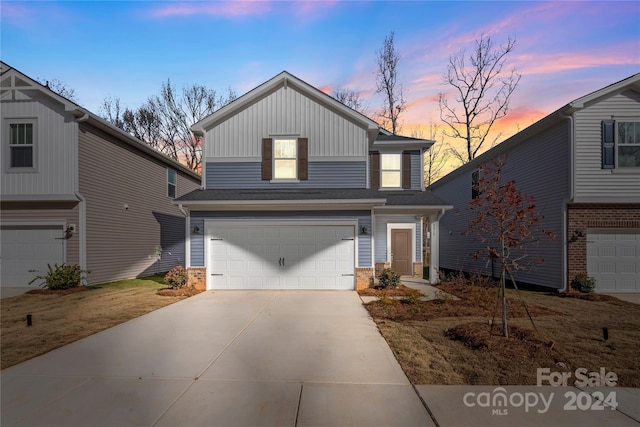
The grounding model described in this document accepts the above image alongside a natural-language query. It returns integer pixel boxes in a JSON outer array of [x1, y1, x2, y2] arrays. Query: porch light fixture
[[192, 226, 201, 234], [360, 226, 368, 235]]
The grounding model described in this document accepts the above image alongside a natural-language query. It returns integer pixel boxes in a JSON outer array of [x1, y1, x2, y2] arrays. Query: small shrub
[[401, 289, 423, 305], [379, 268, 401, 289], [571, 273, 596, 294], [164, 266, 188, 289], [29, 263, 87, 290]]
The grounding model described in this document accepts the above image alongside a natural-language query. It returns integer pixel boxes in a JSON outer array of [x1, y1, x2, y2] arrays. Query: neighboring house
[[175, 71, 452, 291], [1, 62, 201, 287], [430, 74, 640, 293]]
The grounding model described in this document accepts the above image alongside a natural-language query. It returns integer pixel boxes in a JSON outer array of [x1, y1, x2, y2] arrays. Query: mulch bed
[[156, 287, 202, 297], [358, 284, 419, 297], [555, 292, 619, 302]]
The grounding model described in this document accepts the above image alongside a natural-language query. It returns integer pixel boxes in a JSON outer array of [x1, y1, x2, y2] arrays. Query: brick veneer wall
[[567, 203, 640, 285], [187, 267, 206, 291], [356, 268, 374, 290], [413, 262, 423, 277]]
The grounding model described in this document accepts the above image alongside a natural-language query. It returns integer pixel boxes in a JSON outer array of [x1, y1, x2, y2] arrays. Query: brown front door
[[391, 229, 412, 276]]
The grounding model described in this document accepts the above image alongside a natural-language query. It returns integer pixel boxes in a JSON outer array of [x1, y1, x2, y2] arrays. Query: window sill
[[610, 168, 640, 174], [6, 167, 38, 174], [270, 179, 300, 183]]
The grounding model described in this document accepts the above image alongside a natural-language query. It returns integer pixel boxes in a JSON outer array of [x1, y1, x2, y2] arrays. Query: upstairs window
[[167, 169, 177, 198], [8, 121, 35, 168], [274, 138, 297, 179], [602, 121, 640, 168], [381, 153, 401, 188], [618, 122, 640, 167]]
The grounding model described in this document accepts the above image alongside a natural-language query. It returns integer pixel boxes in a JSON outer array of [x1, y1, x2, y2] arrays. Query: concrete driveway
[[1, 290, 433, 427]]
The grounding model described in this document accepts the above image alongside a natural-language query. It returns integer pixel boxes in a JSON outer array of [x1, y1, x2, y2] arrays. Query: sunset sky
[[2, 1, 639, 176]]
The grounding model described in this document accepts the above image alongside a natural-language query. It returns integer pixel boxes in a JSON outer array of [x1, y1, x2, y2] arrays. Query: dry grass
[[364, 277, 640, 386], [1, 276, 200, 369]]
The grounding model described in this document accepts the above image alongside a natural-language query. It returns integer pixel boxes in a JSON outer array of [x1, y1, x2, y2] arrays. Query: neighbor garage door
[[1, 225, 65, 287], [587, 229, 640, 293], [207, 224, 355, 290]]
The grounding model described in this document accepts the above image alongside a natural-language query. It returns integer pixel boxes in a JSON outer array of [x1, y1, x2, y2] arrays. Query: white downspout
[[559, 111, 575, 292], [74, 112, 89, 282]]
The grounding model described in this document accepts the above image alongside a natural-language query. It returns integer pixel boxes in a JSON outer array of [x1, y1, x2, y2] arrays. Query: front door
[[391, 229, 412, 276]]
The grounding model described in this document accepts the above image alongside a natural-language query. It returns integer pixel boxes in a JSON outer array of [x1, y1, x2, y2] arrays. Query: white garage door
[[587, 229, 640, 293], [1, 225, 65, 287], [207, 224, 355, 290]]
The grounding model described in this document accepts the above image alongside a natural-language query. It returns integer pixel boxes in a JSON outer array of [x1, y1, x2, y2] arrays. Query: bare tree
[[413, 123, 448, 187], [439, 34, 521, 163], [375, 31, 407, 134], [37, 77, 78, 102], [100, 81, 237, 172], [333, 88, 368, 115]]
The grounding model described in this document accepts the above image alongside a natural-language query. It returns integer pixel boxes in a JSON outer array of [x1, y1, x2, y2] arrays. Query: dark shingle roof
[[175, 188, 450, 206]]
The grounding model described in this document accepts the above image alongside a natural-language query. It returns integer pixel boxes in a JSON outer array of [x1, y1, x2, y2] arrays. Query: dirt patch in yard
[[364, 280, 640, 386], [358, 284, 418, 297], [1, 276, 197, 369]]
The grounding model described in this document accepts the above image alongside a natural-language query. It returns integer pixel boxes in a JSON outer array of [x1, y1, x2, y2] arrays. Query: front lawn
[[1, 275, 199, 369], [362, 277, 640, 386]]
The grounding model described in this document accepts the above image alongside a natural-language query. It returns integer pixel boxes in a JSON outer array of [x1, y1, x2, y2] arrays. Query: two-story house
[[430, 74, 640, 293], [174, 72, 452, 291], [1, 62, 201, 288]]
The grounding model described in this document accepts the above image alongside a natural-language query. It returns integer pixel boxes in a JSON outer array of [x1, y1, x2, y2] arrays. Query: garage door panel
[[1, 226, 65, 287], [207, 224, 355, 290], [587, 229, 640, 293]]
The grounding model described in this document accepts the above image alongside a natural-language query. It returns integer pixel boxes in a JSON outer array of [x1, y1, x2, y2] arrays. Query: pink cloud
[[517, 46, 640, 76], [151, 1, 272, 18]]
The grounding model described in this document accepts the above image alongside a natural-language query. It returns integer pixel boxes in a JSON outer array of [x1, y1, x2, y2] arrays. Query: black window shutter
[[402, 151, 412, 189], [602, 121, 615, 169], [298, 138, 308, 180], [371, 152, 380, 189], [262, 138, 273, 180]]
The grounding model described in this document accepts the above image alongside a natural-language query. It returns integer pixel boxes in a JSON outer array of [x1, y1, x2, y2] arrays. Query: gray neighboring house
[[430, 74, 640, 293], [1, 62, 201, 287], [175, 71, 452, 291]]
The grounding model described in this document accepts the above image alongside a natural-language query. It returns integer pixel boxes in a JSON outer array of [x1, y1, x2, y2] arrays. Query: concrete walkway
[[3, 289, 638, 426]]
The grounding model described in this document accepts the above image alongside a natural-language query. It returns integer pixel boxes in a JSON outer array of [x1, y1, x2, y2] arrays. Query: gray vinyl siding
[[432, 122, 569, 289], [78, 124, 200, 284], [190, 210, 371, 267], [204, 85, 368, 159], [410, 150, 422, 190], [0, 202, 80, 266], [574, 89, 640, 202], [1, 90, 77, 197], [205, 161, 366, 189], [374, 214, 422, 263]]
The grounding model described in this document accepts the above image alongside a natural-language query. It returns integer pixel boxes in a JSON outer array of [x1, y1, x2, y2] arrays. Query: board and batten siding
[[205, 161, 366, 189], [203, 85, 368, 160], [1, 91, 77, 197], [432, 122, 569, 289], [0, 203, 80, 266], [190, 211, 371, 268], [78, 124, 200, 284], [574, 89, 640, 202], [374, 214, 422, 263]]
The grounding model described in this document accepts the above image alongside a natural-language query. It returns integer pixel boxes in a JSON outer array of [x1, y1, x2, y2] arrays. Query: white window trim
[[386, 222, 416, 264], [380, 152, 402, 189], [5, 118, 38, 173], [167, 168, 177, 198], [272, 137, 298, 180], [615, 120, 640, 169]]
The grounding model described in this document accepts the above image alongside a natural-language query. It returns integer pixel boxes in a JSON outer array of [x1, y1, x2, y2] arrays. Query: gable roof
[[430, 73, 640, 188], [0, 61, 200, 182], [192, 71, 383, 143]]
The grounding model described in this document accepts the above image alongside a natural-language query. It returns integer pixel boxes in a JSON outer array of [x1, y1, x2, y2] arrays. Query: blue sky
[[2, 1, 639, 164]]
